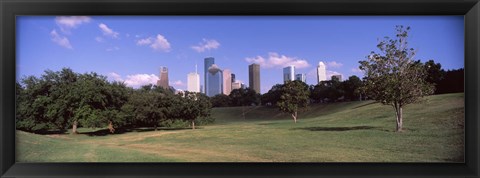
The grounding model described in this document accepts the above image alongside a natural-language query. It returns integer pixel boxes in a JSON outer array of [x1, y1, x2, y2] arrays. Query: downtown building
[[283, 65, 295, 84], [204, 57, 215, 94], [223, 69, 232, 95], [317, 61, 327, 84], [157, 66, 169, 89], [205, 57, 223, 97], [248, 63, 261, 93], [295, 73, 306, 83], [187, 65, 200, 93]]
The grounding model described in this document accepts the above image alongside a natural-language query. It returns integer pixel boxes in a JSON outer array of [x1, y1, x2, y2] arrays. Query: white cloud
[[327, 61, 343, 68], [191, 39, 220, 52], [106, 46, 120, 52], [95, 36, 104, 43], [50, 30, 73, 49], [108, 72, 123, 81], [55, 16, 91, 32], [107, 72, 159, 88], [170, 80, 185, 86], [245, 52, 310, 69], [151, 34, 171, 52], [137, 34, 171, 52], [136, 37, 153, 46], [99, 23, 119, 38], [351, 68, 363, 73]]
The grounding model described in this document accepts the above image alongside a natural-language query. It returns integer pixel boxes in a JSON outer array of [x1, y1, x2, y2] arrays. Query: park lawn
[[16, 93, 464, 162]]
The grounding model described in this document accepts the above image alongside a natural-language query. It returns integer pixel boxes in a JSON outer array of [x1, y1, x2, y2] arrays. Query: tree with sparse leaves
[[359, 26, 434, 132], [277, 80, 310, 123]]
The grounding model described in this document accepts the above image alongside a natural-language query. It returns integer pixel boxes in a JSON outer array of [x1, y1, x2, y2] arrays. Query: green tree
[[181, 91, 212, 129], [126, 89, 169, 130], [229, 88, 260, 107], [342, 75, 363, 101], [359, 26, 434, 132], [210, 94, 232, 107], [229, 88, 261, 119], [277, 80, 310, 123], [261, 84, 283, 106]]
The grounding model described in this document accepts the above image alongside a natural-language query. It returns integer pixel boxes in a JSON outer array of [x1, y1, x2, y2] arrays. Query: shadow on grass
[[351, 101, 378, 109], [80, 127, 198, 136], [258, 123, 280, 126], [292, 126, 380, 132], [32, 129, 67, 135]]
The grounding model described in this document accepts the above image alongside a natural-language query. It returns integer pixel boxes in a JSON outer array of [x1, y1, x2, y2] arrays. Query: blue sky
[[17, 16, 464, 94]]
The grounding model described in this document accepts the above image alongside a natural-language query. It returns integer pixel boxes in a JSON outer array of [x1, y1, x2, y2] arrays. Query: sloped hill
[[17, 93, 464, 162]]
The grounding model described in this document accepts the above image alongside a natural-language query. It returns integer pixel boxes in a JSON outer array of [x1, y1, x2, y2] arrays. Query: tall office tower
[[187, 65, 201, 92], [206, 64, 223, 97], [231, 73, 236, 83], [204, 57, 215, 94], [157, 66, 169, 89], [249, 63, 261, 93], [317, 61, 327, 84], [283, 65, 295, 83], [222, 69, 232, 95], [295, 73, 306, 83], [232, 82, 241, 90], [331, 74, 342, 81]]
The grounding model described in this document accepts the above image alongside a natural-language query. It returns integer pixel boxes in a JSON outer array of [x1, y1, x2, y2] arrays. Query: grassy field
[[16, 93, 464, 162]]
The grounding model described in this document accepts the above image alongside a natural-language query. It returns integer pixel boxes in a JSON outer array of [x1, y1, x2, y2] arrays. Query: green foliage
[[359, 26, 434, 106], [180, 91, 213, 129], [195, 116, 216, 126], [261, 84, 283, 106], [229, 88, 261, 106], [359, 26, 434, 131], [277, 80, 310, 123], [342, 76, 363, 101], [210, 94, 232, 107], [16, 68, 131, 132]]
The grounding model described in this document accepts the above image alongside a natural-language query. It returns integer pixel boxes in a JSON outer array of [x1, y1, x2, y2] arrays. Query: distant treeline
[[16, 68, 213, 134]]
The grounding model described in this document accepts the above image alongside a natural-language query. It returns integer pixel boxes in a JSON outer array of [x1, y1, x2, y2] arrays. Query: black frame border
[[1, 0, 479, 177]]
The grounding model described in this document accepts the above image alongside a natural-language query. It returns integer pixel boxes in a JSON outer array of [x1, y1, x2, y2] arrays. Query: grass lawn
[[16, 93, 464, 162]]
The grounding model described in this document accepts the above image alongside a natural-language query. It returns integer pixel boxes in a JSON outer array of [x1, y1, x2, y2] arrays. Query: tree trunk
[[291, 111, 297, 123], [108, 121, 115, 134], [154, 124, 157, 131], [192, 121, 195, 130], [72, 120, 78, 134], [396, 107, 403, 132]]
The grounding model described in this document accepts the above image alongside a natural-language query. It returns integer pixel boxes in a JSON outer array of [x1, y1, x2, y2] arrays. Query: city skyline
[[17, 16, 464, 93]]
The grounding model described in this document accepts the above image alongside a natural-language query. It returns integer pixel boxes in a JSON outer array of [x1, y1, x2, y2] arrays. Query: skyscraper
[[231, 73, 236, 83], [204, 57, 215, 94], [187, 65, 200, 92], [317, 61, 327, 84], [249, 63, 261, 93], [206, 64, 223, 97], [283, 65, 295, 83], [295, 73, 306, 83], [223, 69, 232, 95], [157, 66, 169, 89]]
